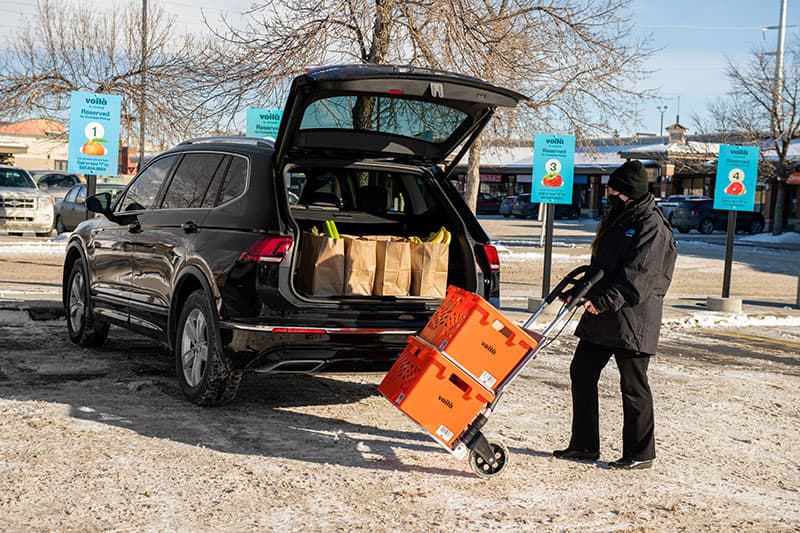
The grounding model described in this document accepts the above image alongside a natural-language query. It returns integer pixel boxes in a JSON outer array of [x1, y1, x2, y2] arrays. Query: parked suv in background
[[29, 170, 83, 202], [656, 194, 710, 224], [0, 164, 54, 236], [63, 64, 525, 405], [671, 199, 764, 234]]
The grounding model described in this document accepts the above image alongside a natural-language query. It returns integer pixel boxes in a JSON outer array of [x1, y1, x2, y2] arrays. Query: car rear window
[[299, 95, 468, 144], [0, 168, 36, 188]]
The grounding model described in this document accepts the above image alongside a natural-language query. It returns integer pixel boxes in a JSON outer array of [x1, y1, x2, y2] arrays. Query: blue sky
[[629, 0, 798, 137], [0, 0, 797, 138]]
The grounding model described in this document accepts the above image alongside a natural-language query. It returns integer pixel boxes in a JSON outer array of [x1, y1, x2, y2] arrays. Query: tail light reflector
[[691, 208, 699, 216], [240, 236, 293, 263]]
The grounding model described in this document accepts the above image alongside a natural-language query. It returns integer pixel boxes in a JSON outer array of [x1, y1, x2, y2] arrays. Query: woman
[[553, 160, 677, 470]]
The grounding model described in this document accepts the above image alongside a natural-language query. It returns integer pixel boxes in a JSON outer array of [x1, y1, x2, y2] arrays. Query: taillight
[[388, 89, 403, 95], [691, 208, 699, 216], [240, 236, 293, 263], [477, 244, 501, 272]]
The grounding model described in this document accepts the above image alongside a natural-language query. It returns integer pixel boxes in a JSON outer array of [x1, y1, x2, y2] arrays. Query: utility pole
[[138, 0, 147, 172], [657, 105, 668, 138], [772, 0, 787, 134]]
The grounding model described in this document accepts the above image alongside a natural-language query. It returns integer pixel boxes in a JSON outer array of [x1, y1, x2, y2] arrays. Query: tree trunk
[[772, 180, 786, 235], [464, 136, 483, 213]]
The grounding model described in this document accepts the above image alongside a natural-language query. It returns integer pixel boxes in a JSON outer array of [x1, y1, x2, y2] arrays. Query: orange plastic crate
[[378, 336, 495, 450], [419, 285, 540, 390]]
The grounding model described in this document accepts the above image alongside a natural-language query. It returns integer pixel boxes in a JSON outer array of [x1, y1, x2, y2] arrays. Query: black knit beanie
[[608, 160, 649, 199]]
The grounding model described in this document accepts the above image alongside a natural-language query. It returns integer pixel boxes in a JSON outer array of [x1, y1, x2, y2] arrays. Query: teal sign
[[714, 144, 759, 211], [531, 133, 575, 205], [246, 108, 283, 140], [67, 91, 121, 176]]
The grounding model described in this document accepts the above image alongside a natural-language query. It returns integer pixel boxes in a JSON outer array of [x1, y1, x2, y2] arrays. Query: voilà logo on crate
[[438, 395, 454, 409], [480, 340, 497, 356]]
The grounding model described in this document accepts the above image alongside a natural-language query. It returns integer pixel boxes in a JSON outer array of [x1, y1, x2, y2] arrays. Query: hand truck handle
[[562, 268, 604, 312], [544, 265, 594, 304]]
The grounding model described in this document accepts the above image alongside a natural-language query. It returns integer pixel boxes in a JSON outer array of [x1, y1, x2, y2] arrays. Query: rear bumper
[[219, 320, 418, 372]]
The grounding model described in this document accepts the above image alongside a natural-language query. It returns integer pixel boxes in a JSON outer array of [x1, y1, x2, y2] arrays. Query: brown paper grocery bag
[[343, 235, 376, 296], [367, 236, 411, 296], [296, 232, 344, 296], [410, 241, 449, 297]]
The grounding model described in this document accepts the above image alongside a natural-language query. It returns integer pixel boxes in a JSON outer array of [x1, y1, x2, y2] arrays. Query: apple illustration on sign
[[724, 168, 746, 196], [542, 159, 563, 187]]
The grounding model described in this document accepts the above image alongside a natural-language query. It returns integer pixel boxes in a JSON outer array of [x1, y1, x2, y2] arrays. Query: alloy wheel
[[68, 270, 85, 333], [181, 308, 209, 387]]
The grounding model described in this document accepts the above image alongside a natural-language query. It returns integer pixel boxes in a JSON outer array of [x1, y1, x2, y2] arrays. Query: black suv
[[671, 199, 765, 235], [62, 65, 525, 405]]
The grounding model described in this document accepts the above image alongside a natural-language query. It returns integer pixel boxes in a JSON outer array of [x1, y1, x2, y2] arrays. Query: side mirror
[[86, 192, 112, 214], [38, 183, 49, 191]]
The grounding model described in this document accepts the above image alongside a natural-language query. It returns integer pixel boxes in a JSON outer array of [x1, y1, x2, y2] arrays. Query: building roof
[[0, 119, 65, 136]]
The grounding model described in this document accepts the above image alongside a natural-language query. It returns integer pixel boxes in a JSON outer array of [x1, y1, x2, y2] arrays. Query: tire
[[748, 218, 764, 234], [502, 214, 510, 218], [55, 216, 66, 234], [35, 231, 51, 238], [469, 441, 510, 479], [699, 218, 714, 235], [66, 260, 110, 347], [175, 290, 242, 406]]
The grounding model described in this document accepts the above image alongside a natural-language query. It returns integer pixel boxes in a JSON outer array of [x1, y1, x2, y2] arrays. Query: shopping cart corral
[[379, 266, 604, 478]]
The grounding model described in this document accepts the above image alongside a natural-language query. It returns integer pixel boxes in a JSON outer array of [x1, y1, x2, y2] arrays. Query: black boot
[[553, 448, 600, 461]]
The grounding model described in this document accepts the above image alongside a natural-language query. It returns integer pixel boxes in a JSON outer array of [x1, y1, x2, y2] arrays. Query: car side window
[[161, 153, 226, 209], [118, 156, 176, 212], [64, 186, 80, 203], [218, 156, 247, 205]]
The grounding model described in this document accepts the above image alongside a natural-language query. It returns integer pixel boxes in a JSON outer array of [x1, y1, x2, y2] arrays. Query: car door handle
[[181, 221, 198, 234], [128, 222, 142, 234]]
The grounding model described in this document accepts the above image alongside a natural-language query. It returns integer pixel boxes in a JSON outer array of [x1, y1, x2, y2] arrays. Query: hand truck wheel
[[469, 441, 509, 479]]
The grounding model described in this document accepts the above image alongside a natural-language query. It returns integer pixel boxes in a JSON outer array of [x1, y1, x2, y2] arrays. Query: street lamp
[[657, 105, 668, 138]]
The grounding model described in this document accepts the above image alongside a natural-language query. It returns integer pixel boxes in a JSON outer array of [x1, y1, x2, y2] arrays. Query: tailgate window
[[300, 96, 468, 144]]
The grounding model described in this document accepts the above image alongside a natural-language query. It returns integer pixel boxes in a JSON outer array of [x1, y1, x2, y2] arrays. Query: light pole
[[657, 105, 668, 138]]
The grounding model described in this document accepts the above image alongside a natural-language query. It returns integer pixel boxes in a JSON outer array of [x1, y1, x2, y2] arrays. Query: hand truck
[[378, 265, 604, 478]]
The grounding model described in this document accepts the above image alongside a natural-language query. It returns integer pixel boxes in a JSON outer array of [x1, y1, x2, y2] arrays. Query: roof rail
[[178, 136, 275, 149]]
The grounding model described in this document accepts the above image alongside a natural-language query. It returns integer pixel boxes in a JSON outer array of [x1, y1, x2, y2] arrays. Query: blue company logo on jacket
[[625, 229, 636, 237]]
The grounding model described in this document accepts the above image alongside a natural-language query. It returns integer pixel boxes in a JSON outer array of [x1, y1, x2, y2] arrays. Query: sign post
[[246, 108, 283, 141], [531, 133, 576, 297], [67, 91, 122, 211], [713, 144, 759, 298]]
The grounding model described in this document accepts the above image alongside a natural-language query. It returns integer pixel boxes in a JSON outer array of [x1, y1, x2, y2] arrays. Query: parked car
[[511, 195, 533, 218], [670, 199, 764, 234], [512, 194, 581, 220], [29, 170, 84, 202], [62, 64, 525, 405], [0, 164, 54, 236], [656, 194, 710, 224], [54, 183, 125, 233], [476, 192, 502, 214], [499, 195, 516, 217]]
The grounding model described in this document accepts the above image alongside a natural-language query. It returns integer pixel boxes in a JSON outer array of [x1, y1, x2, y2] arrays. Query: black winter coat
[[574, 194, 677, 354]]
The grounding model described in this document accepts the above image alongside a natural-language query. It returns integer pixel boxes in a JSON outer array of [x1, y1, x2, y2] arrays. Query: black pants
[[567, 339, 655, 461]]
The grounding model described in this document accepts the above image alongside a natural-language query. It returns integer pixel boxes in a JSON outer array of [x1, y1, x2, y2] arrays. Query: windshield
[[0, 168, 36, 188], [299, 95, 468, 144]]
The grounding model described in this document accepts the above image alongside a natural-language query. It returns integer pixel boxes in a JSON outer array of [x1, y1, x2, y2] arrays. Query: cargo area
[[285, 163, 475, 299]]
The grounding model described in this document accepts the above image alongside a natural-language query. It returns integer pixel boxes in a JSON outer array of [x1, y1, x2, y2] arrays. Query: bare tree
[[701, 43, 800, 234], [199, 0, 651, 211], [0, 0, 209, 149]]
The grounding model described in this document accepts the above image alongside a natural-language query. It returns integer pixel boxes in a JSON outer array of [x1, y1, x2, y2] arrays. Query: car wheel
[[55, 216, 66, 234], [677, 226, 690, 234], [699, 218, 714, 235], [568, 208, 579, 220], [175, 290, 243, 406], [66, 260, 110, 347], [502, 214, 510, 218], [748, 218, 764, 234]]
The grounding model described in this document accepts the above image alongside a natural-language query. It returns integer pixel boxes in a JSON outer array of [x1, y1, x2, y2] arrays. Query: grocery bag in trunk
[[410, 241, 449, 297], [367, 236, 411, 296], [296, 232, 344, 296], [343, 235, 377, 296]]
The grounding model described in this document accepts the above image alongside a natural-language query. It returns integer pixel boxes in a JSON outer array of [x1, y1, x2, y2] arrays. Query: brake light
[[479, 244, 501, 272], [388, 89, 403, 95], [240, 236, 293, 263], [691, 208, 699, 216]]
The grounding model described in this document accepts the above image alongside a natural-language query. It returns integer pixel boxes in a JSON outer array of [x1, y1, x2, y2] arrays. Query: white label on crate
[[479, 371, 498, 388], [436, 425, 454, 442], [491, 319, 505, 331]]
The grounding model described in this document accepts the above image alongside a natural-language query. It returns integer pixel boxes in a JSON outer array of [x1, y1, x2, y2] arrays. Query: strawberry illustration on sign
[[541, 158, 563, 187], [542, 171, 563, 187], [724, 168, 746, 196]]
